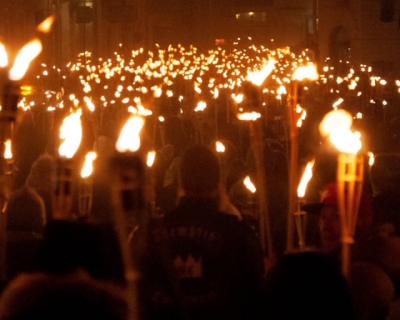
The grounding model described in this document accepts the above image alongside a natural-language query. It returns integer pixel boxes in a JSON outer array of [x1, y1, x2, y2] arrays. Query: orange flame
[[293, 63, 318, 81], [320, 110, 362, 154], [146, 150, 157, 168], [232, 93, 244, 104], [4, 139, 12, 160], [368, 152, 375, 167], [297, 160, 315, 198], [81, 151, 97, 179], [84, 96, 96, 112], [215, 141, 226, 153], [319, 109, 353, 137], [37, 15, 56, 34], [246, 59, 276, 86], [9, 38, 42, 81], [0, 42, 8, 68], [195, 101, 207, 112], [332, 97, 344, 109], [58, 109, 82, 159], [237, 112, 261, 121], [116, 116, 145, 153], [243, 176, 256, 193]]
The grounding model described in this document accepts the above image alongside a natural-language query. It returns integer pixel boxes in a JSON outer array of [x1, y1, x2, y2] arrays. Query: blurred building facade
[[318, 0, 400, 73], [0, 0, 398, 72]]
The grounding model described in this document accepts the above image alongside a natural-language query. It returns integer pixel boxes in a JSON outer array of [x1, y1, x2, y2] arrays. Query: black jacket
[[138, 196, 264, 320]]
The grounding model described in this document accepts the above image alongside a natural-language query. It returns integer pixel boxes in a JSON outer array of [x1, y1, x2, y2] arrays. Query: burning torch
[[295, 160, 315, 250], [0, 15, 55, 142], [146, 150, 157, 216], [320, 109, 364, 278], [243, 175, 258, 218], [287, 62, 318, 252], [54, 109, 82, 220], [234, 59, 276, 260], [79, 151, 97, 219], [0, 15, 55, 180], [112, 115, 146, 222], [110, 115, 146, 320], [0, 16, 54, 280]]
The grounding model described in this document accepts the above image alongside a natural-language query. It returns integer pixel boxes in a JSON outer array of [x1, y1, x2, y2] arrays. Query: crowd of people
[[0, 42, 399, 319], [0, 138, 399, 320]]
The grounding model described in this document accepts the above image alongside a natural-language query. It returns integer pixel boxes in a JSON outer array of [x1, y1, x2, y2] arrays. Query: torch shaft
[[112, 182, 140, 320], [78, 179, 93, 219], [0, 168, 12, 281], [294, 209, 306, 250], [53, 159, 74, 220], [338, 153, 364, 278], [110, 156, 146, 320], [250, 122, 274, 259], [287, 81, 299, 252], [342, 241, 352, 278], [0, 78, 20, 281]]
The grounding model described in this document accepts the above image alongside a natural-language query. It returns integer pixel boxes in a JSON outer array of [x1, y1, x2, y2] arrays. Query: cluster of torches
[[20, 36, 400, 123], [0, 16, 55, 280], [0, 17, 389, 283]]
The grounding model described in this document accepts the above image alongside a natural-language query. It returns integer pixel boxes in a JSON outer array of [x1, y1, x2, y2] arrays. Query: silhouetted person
[[138, 145, 264, 320], [35, 138, 125, 285], [6, 186, 46, 234], [38, 221, 125, 285], [265, 252, 355, 320], [5, 186, 46, 279], [0, 273, 127, 320], [26, 153, 55, 222], [351, 262, 395, 320]]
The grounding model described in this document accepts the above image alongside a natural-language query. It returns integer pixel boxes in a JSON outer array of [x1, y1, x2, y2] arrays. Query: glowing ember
[[237, 112, 261, 121], [116, 116, 145, 153], [297, 160, 315, 198], [293, 63, 318, 81], [246, 59, 276, 86], [37, 15, 56, 34], [58, 109, 83, 159], [215, 141, 226, 153], [9, 39, 43, 81], [0, 42, 8, 68], [195, 101, 207, 112], [243, 176, 256, 193], [4, 139, 12, 160], [146, 150, 156, 168], [81, 151, 97, 179]]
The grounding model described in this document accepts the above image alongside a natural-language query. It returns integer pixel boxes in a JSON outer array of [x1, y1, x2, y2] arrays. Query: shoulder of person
[[215, 211, 258, 237]]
